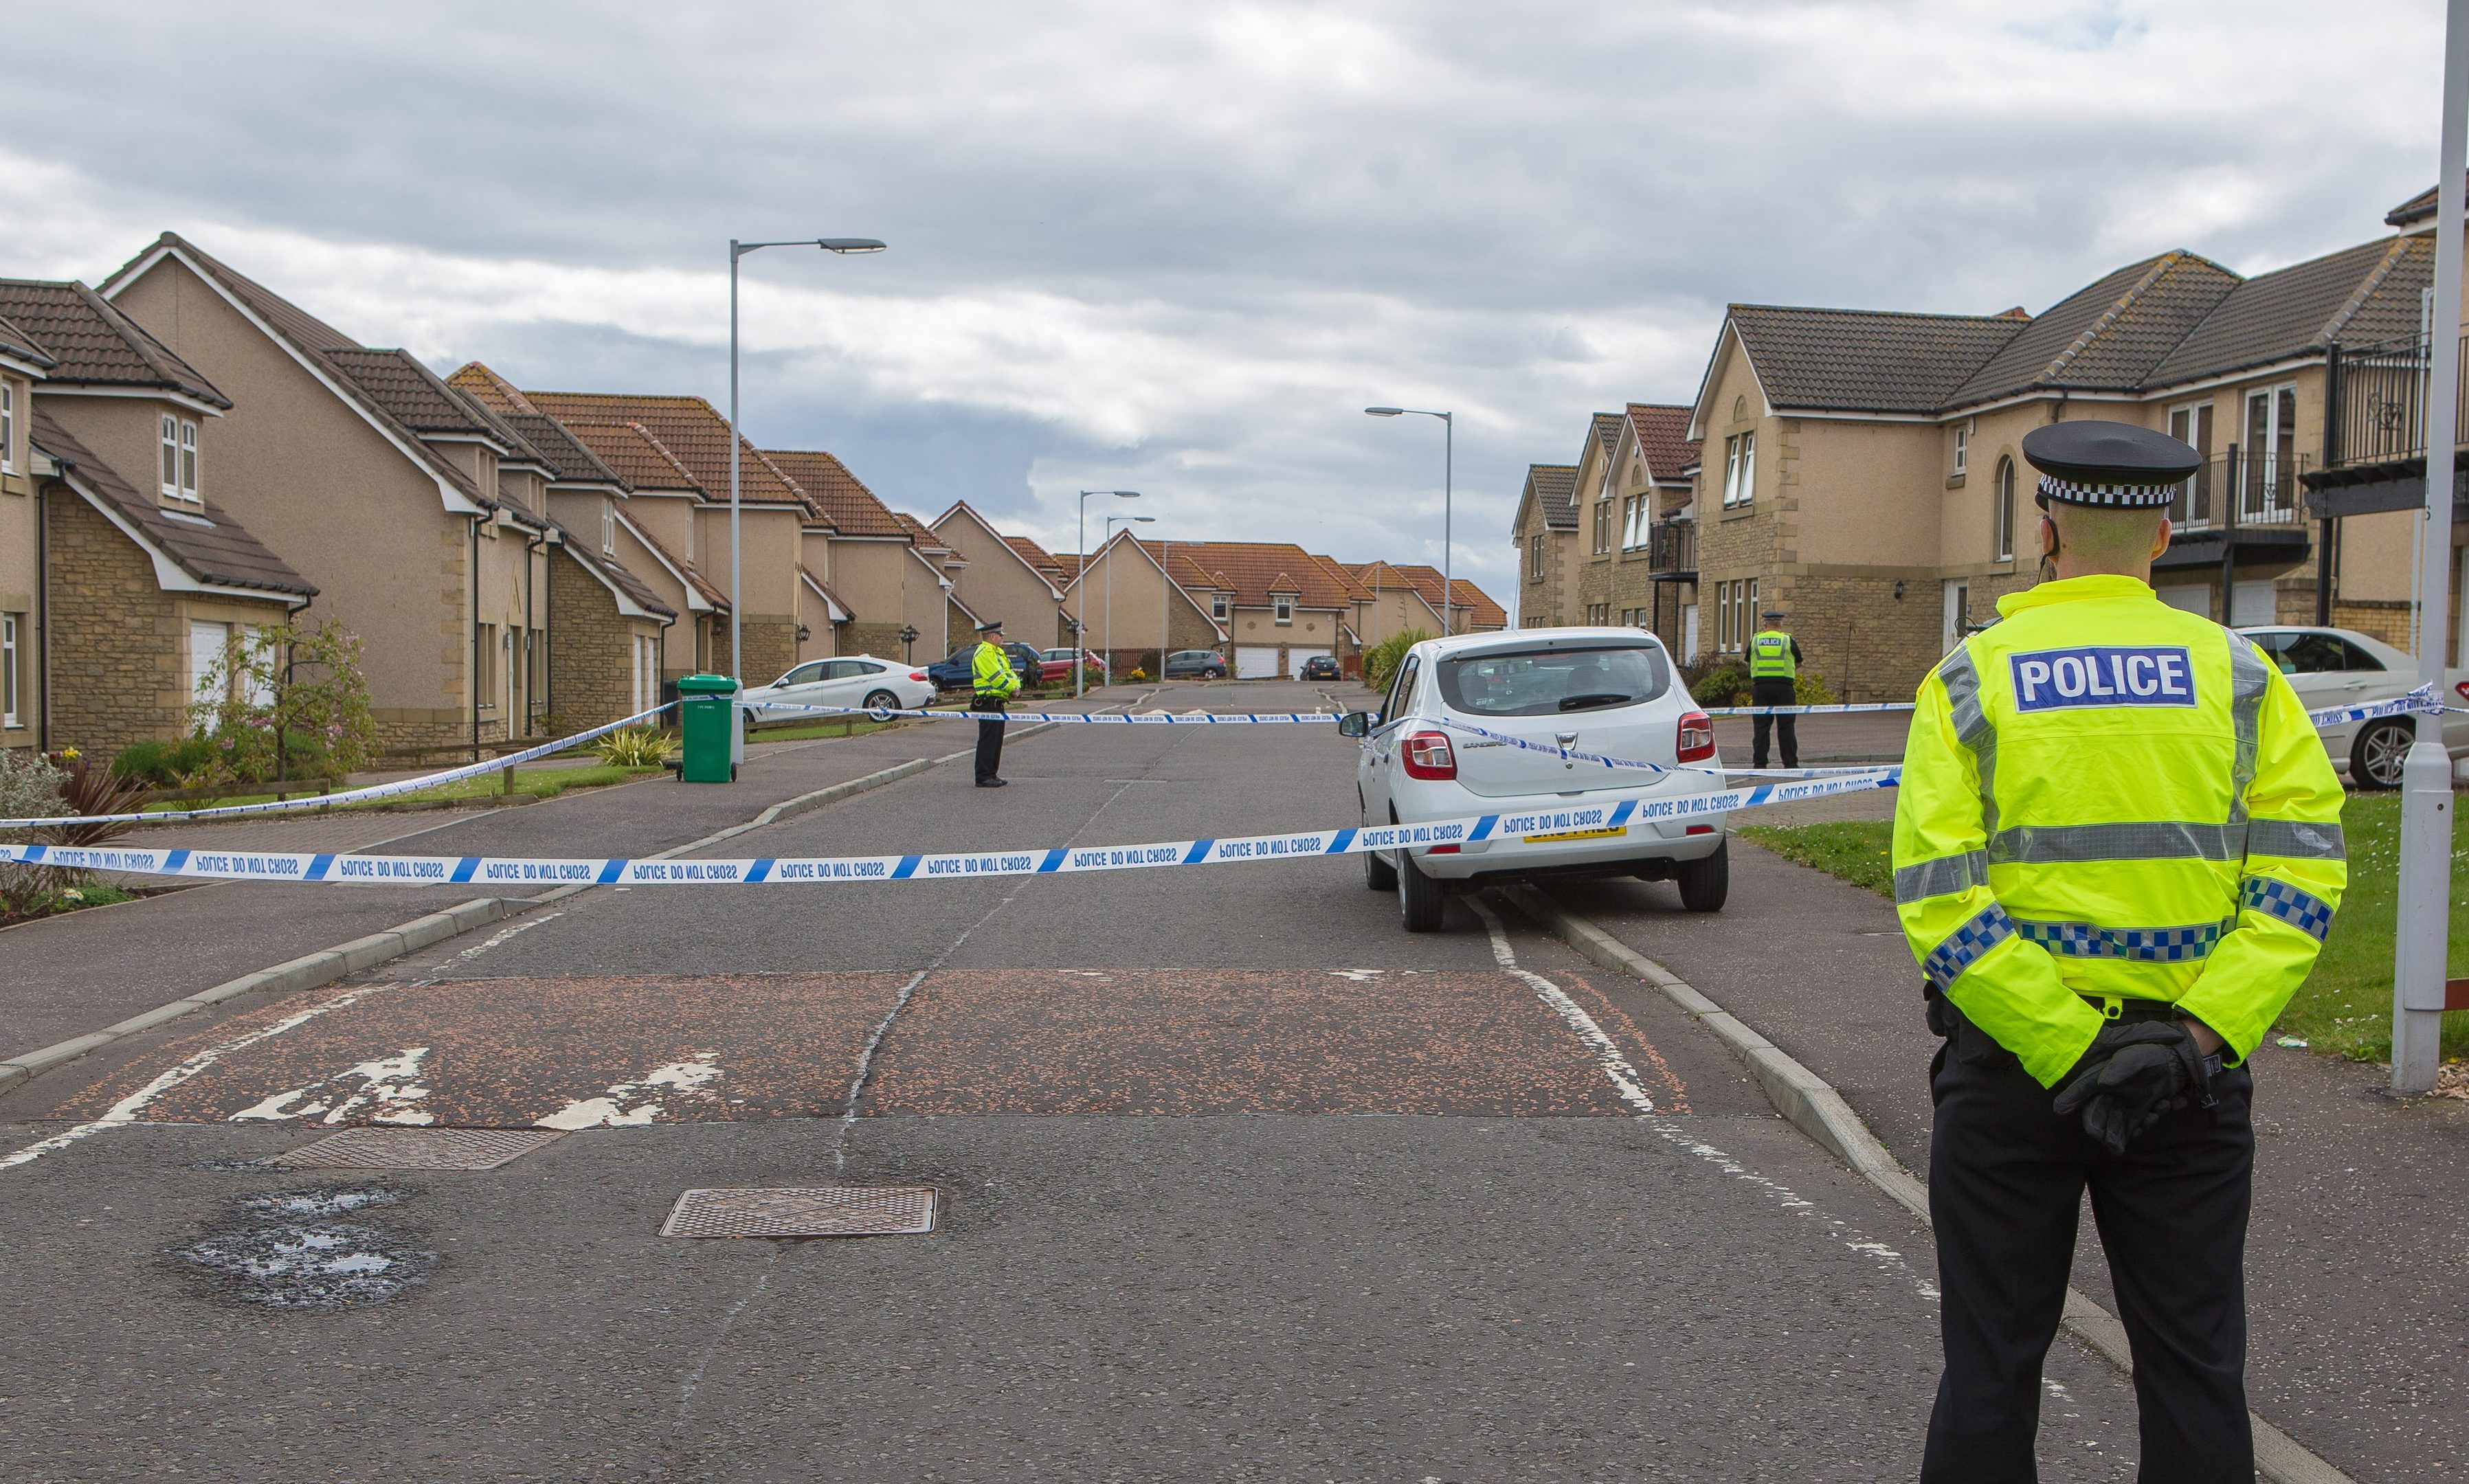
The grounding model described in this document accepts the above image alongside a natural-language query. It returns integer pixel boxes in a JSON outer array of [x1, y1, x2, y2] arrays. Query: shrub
[[48, 753, 153, 846], [1685, 661, 1749, 707], [1794, 671, 1837, 707], [110, 736, 219, 787], [0, 750, 70, 915], [1362, 628, 1434, 693], [594, 727, 673, 768], [188, 619, 380, 784]]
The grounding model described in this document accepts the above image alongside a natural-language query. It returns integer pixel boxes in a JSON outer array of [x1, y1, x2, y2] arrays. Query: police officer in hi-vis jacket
[[1892, 420, 2345, 1482], [970, 619, 1021, 787]]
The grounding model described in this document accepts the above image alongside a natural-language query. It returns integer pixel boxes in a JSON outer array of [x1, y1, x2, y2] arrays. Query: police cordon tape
[[751, 700, 1341, 724], [0, 767, 1901, 886], [0, 702, 678, 831], [1426, 717, 1901, 782]]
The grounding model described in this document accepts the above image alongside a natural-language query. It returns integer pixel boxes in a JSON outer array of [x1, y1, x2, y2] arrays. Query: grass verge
[[0, 879, 139, 930], [141, 763, 662, 815], [1741, 796, 2469, 1062]]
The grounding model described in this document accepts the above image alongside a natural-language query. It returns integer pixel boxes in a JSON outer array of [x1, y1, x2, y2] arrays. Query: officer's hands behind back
[[2052, 1021, 2212, 1155]]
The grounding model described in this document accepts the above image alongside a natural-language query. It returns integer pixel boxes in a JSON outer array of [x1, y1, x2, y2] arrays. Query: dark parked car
[[926, 641, 1047, 691], [1163, 649, 1228, 679], [1299, 655, 1341, 681]]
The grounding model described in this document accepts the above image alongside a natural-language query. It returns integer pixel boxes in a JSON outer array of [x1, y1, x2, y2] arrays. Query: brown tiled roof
[[1305, 552, 1374, 603], [0, 280, 228, 406], [1725, 304, 2026, 414], [1590, 412, 1624, 457], [1104, 541, 1356, 609], [894, 512, 952, 553], [1945, 251, 2241, 405], [1385, 564, 1504, 627], [1003, 533, 1064, 576], [618, 513, 728, 611], [1625, 403, 1699, 481], [560, 421, 702, 493], [512, 387, 810, 510], [2146, 236, 2429, 385], [0, 311, 52, 370], [2387, 179, 2454, 228], [324, 350, 553, 476], [557, 526, 675, 619], [98, 234, 489, 509], [505, 413, 627, 488], [30, 407, 313, 599], [1526, 464, 1578, 531], [1128, 541, 1219, 590], [446, 361, 541, 417], [761, 449, 906, 537]]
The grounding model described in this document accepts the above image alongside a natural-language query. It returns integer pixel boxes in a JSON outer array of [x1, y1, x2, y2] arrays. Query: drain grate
[[265, 1127, 565, 1171], [661, 1186, 939, 1239]]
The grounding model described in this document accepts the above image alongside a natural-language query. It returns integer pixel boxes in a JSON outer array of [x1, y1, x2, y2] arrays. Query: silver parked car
[[2237, 626, 2469, 788], [1339, 629, 1729, 932]]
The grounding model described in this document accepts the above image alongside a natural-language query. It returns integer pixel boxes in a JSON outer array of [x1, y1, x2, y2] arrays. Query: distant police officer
[[1748, 610, 1804, 769], [971, 619, 1021, 787], [1895, 420, 2345, 1483]]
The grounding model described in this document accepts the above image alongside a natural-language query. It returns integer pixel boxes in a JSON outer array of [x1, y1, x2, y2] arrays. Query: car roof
[[1410, 626, 1662, 661]]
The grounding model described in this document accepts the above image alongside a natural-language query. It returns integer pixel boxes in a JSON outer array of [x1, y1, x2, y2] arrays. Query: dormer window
[[1211, 593, 1228, 620], [1274, 596, 1294, 625], [602, 502, 616, 556], [159, 414, 199, 501], [0, 383, 14, 473]]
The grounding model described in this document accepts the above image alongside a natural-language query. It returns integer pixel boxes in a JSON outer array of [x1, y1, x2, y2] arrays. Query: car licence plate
[[1523, 826, 1626, 843]]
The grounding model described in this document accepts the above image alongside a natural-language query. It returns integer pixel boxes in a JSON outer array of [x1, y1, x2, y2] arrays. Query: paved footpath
[[1541, 845, 2469, 1484], [0, 682, 2148, 1481]]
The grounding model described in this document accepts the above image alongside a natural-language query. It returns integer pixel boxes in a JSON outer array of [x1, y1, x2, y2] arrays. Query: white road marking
[[1469, 895, 1934, 1301], [228, 1046, 436, 1125], [445, 912, 561, 967], [536, 1051, 723, 1129]]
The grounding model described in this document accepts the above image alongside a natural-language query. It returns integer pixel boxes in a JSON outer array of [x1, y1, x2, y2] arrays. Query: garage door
[[1287, 648, 1332, 679], [1234, 646, 1281, 679]]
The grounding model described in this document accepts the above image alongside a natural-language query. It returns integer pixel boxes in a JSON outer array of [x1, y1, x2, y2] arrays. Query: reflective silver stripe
[[1937, 645, 1998, 837], [1989, 820, 2245, 864], [1894, 851, 1991, 904], [2012, 916, 2231, 963], [2224, 629, 2269, 825], [1922, 902, 2013, 989], [2246, 818, 2345, 860]]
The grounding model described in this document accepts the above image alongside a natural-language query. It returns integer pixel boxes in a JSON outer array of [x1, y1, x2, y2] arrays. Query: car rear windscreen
[[1435, 644, 1671, 717]]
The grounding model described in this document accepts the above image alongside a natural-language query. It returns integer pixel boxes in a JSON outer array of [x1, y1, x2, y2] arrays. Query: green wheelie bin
[[675, 673, 741, 783]]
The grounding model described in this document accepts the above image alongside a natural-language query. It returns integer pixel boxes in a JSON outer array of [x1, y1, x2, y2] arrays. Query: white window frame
[[1994, 456, 2015, 563], [1723, 432, 1756, 508], [178, 420, 199, 500], [1211, 592, 1228, 620], [0, 383, 14, 474], [1952, 422, 1969, 477], [602, 502, 616, 556], [160, 414, 180, 497], [1273, 596, 1294, 625], [2244, 382, 2299, 514], [1, 612, 18, 727]]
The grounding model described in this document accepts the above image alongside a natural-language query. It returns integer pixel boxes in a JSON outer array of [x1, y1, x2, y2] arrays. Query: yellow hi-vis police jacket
[[1892, 574, 2346, 1088], [972, 640, 1020, 698]]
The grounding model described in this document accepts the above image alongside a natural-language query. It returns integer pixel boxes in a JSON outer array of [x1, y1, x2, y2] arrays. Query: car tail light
[[909, 671, 928, 682], [1686, 824, 1715, 835], [2455, 681, 2469, 704], [1676, 710, 1716, 763], [1400, 729, 1457, 780], [1427, 843, 1460, 854]]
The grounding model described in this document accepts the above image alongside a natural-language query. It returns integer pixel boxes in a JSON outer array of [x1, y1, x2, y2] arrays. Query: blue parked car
[[926, 642, 1045, 691]]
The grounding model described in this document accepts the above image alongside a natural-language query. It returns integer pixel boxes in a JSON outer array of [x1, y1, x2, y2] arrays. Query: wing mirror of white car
[[1337, 712, 1370, 739]]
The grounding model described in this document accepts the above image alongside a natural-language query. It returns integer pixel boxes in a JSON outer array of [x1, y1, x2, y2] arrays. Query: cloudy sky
[[1, 1, 2446, 607]]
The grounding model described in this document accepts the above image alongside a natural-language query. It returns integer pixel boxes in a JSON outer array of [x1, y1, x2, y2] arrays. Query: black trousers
[[1749, 677, 1798, 768], [1923, 1013, 2255, 1483], [973, 693, 1006, 783]]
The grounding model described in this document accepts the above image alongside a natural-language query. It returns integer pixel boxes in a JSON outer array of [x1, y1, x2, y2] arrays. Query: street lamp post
[[1365, 407, 1453, 635], [728, 236, 884, 688], [1106, 513, 1156, 682], [1076, 490, 1139, 696]]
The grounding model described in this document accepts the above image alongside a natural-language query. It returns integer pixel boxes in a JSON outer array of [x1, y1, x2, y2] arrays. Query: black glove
[[2051, 1021, 2215, 1155]]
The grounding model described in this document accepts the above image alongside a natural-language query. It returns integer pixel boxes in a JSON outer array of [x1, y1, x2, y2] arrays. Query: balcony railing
[[2167, 449, 2310, 532], [1647, 519, 1697, 575], [2326, 334, 2469, 470]]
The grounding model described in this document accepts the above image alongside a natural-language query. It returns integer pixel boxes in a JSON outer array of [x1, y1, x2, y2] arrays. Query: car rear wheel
[[2350, 719, 2413, 789], [1398, 846, 1448, 932], [1676, 841, 1729, 913], [862, 689, 898, 712]]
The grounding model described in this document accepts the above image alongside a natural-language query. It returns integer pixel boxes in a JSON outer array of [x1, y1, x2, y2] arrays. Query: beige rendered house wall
[[0, 366, 41, 750], [932, 513, 1064, 648], [823, 537, 915, 660], [1694, 346, 1787, 658], [1064, 542, 1216, 667], [107, 259, 492, 752], [692, 502, 800, 685], [1511, 493, 1563, 627]]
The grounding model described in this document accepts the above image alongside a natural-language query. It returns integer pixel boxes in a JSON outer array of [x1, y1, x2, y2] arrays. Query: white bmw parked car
[[739, 655, 935, 724], [1339, 629, 1730, 932], [2236, 626, 2469, 789]]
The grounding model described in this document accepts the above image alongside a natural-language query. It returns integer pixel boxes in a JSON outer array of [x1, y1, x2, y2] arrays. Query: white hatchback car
[[739, 655, 934, 724], [2236, 626, 2469, 789], [1339, 629, 1730, 932]]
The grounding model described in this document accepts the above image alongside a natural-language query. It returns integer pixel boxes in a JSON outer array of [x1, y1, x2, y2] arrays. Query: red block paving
[[54, 968, 1690, 1128]]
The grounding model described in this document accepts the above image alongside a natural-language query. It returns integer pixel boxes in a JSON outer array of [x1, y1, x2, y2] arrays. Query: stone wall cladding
[[738, 616, 797, 690], [1780, 572, 1948, 703], [845, 621, 909, 662], [45, 495, 191, 756], [548, 546, 636, 730]]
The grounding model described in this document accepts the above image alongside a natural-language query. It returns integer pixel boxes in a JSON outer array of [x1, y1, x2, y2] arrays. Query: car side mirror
[[1337, 712, 1370, 739]]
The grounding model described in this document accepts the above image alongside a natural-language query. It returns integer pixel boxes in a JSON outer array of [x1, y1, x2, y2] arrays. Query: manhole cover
[[660, 1186, 939, 1239], [265, 1127, 565, 1171]]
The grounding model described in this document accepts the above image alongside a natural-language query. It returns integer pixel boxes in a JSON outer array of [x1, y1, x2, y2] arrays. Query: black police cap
[[2020, 420, 2200, 510], [977, 618, 1005, 632]]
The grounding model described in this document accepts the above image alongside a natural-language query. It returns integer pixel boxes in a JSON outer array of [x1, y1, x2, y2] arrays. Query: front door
[[1941, 580, 1970, 653]]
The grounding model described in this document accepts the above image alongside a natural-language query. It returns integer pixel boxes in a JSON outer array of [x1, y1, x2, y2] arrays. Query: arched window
[[1994, 456, 2015, 563]]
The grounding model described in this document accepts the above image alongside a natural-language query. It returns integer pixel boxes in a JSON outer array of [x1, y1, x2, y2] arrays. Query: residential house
[[0, 278, 314, 755], [930, 502, 1069, 649], [530, 412, 728, 683], [763, 448, 949, 665], [1677, 192, 2437, 700], [448, 367, 816, 688], [1348, 561, 1447, 650], [1510, 463, 1579, 627], [1075, 539, 1358, 679], [0, 309, 54, 752], [100, 234, 550, 754], [895, 513, 976, 663], [1383, 563, 1506, 636], [1061, 530, 1230, 675]]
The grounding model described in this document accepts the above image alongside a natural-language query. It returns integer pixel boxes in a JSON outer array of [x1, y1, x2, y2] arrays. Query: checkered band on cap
[[2035, 474, 2178, 509]]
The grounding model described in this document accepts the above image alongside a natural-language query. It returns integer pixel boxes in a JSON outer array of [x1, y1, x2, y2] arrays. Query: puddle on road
[[174, 1182, 438, 1309]]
